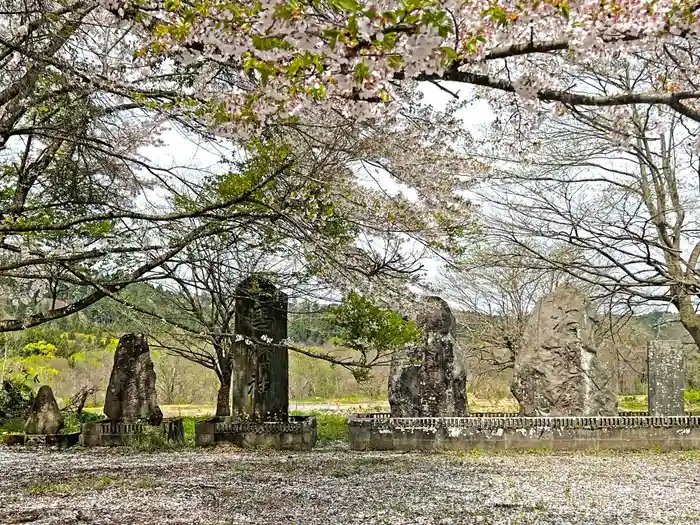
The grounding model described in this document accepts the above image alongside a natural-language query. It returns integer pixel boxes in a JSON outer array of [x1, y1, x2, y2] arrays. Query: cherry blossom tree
[[0, 0, 283, 330], [113, 0, 700, 133], [7, 0, 700, 340], [0, 0, 478, 333], [102, 101, 473, 415]]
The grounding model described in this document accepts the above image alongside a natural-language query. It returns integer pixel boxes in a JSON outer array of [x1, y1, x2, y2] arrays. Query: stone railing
[[354, 410, 650, 419], [195, 415, 317, 450], [80, 418, 184, 447], [348, 414, 700, 452], [2, 432, 81, 448]]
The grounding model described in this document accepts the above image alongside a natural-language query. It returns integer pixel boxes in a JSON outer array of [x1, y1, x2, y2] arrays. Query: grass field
[[82, 396, 520, 419]]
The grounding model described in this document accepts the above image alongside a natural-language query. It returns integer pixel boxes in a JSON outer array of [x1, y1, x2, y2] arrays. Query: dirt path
[[1, 448, 699, 524]]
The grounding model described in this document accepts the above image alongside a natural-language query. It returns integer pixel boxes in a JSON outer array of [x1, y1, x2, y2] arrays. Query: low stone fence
[[349, 414, 700, 451], [195, 415, 317, 450], [80, 419, 184, 446], [2, 432, 81, 448]]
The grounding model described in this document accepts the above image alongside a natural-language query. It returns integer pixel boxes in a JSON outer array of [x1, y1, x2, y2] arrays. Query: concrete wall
[[195, 415, 316, 451], [349, 415, 700, 452], [648, 340, 685, 416]]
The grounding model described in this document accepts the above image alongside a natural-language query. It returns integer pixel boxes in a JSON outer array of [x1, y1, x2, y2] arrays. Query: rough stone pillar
[[24, 385, 63, 435], [232, 276, 288, 420], [510, 285, 617, 417], [388, 296, 468, 417], [647, 340, 685, 416], [104, 334, 163, 425]]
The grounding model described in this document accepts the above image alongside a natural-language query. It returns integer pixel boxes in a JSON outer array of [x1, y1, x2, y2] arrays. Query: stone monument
[[231, 276, 288, 420], [24, 385, 63, 435], [647, 340, 685, 416], [511, 285, 617, 416], [389, 296, 468, 417], [104, 333, 163, 425]]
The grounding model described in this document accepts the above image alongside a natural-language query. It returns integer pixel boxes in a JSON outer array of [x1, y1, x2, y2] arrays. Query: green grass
[[619, 395, 648, 411], [0, 417, 25, 434], [291, 394, 386, 405], [26, 475, 117, 496], [291, 410, 348, 442], [618, 390, 700, 414], [182, 416, 203, 446]]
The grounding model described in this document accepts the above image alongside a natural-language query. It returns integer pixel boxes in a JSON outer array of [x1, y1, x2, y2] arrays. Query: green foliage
[[325, 291, 421, 378], [126, 426, 185, 452], [182, 417, 202, 446], [21, 340, 57, 357], [62, 411, 103, 434], [0, 417, 25, 434], [685, 389, 700, 404], [2, 324, 118, 360], [288, 300, 340, 345], [0, 374, 35, 426]]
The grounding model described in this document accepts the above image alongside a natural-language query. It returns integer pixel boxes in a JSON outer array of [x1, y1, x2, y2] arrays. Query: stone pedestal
[[80, 419, 184, 447], [648, 340, 685, 416], [194, 415, 316, 450], [231, 276, 288, 420]]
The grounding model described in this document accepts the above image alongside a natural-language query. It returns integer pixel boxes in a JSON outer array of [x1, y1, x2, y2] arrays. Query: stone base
[[349, 414, 700, 452], [80, 419, 184, 447], [195, 415, 316, 450], [1, 432, 81, 448]]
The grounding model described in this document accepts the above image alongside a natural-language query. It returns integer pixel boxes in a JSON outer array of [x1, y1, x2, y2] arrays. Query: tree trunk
[[215, 369, 232, 417], [675, 289, 700, 350]]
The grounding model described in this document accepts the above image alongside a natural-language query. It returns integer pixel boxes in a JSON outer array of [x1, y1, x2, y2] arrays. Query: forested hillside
[[2, 281, 697, 410]]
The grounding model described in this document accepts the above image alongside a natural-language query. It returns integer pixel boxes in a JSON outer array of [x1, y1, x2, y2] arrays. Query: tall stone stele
[[25, 385, 63, 435], [511, 285, 617, 417], [231, 276, 289, 420], [104, 333, 163, 425], [389, 296, 468, 417], [647, 340, 685, 417]]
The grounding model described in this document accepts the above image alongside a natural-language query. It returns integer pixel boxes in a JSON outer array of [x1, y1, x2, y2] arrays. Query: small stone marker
[[24, 385, 63, 435], [389, 296, 468, 417], [511, 285, 617, 416], [647, 340, 685, 416], [104, 333, 163, 424], [231, 276, 288, 420]]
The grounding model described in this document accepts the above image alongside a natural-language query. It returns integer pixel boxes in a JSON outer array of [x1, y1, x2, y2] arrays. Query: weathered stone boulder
[[104, 333, 163, 425], [389, 296, 468, 417], [24, 385, 63, 435], [511, 285, 617, 416]]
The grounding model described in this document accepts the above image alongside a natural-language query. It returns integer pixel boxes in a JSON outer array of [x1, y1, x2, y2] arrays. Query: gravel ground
[[1, 447, 700, 524]]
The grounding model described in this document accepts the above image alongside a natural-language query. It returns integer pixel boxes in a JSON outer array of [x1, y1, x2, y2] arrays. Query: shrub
[[62, 411, 103, 433], [0, 376, 34, 426], [685, 389, 700, 404], [126, 426, 184, 452]]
